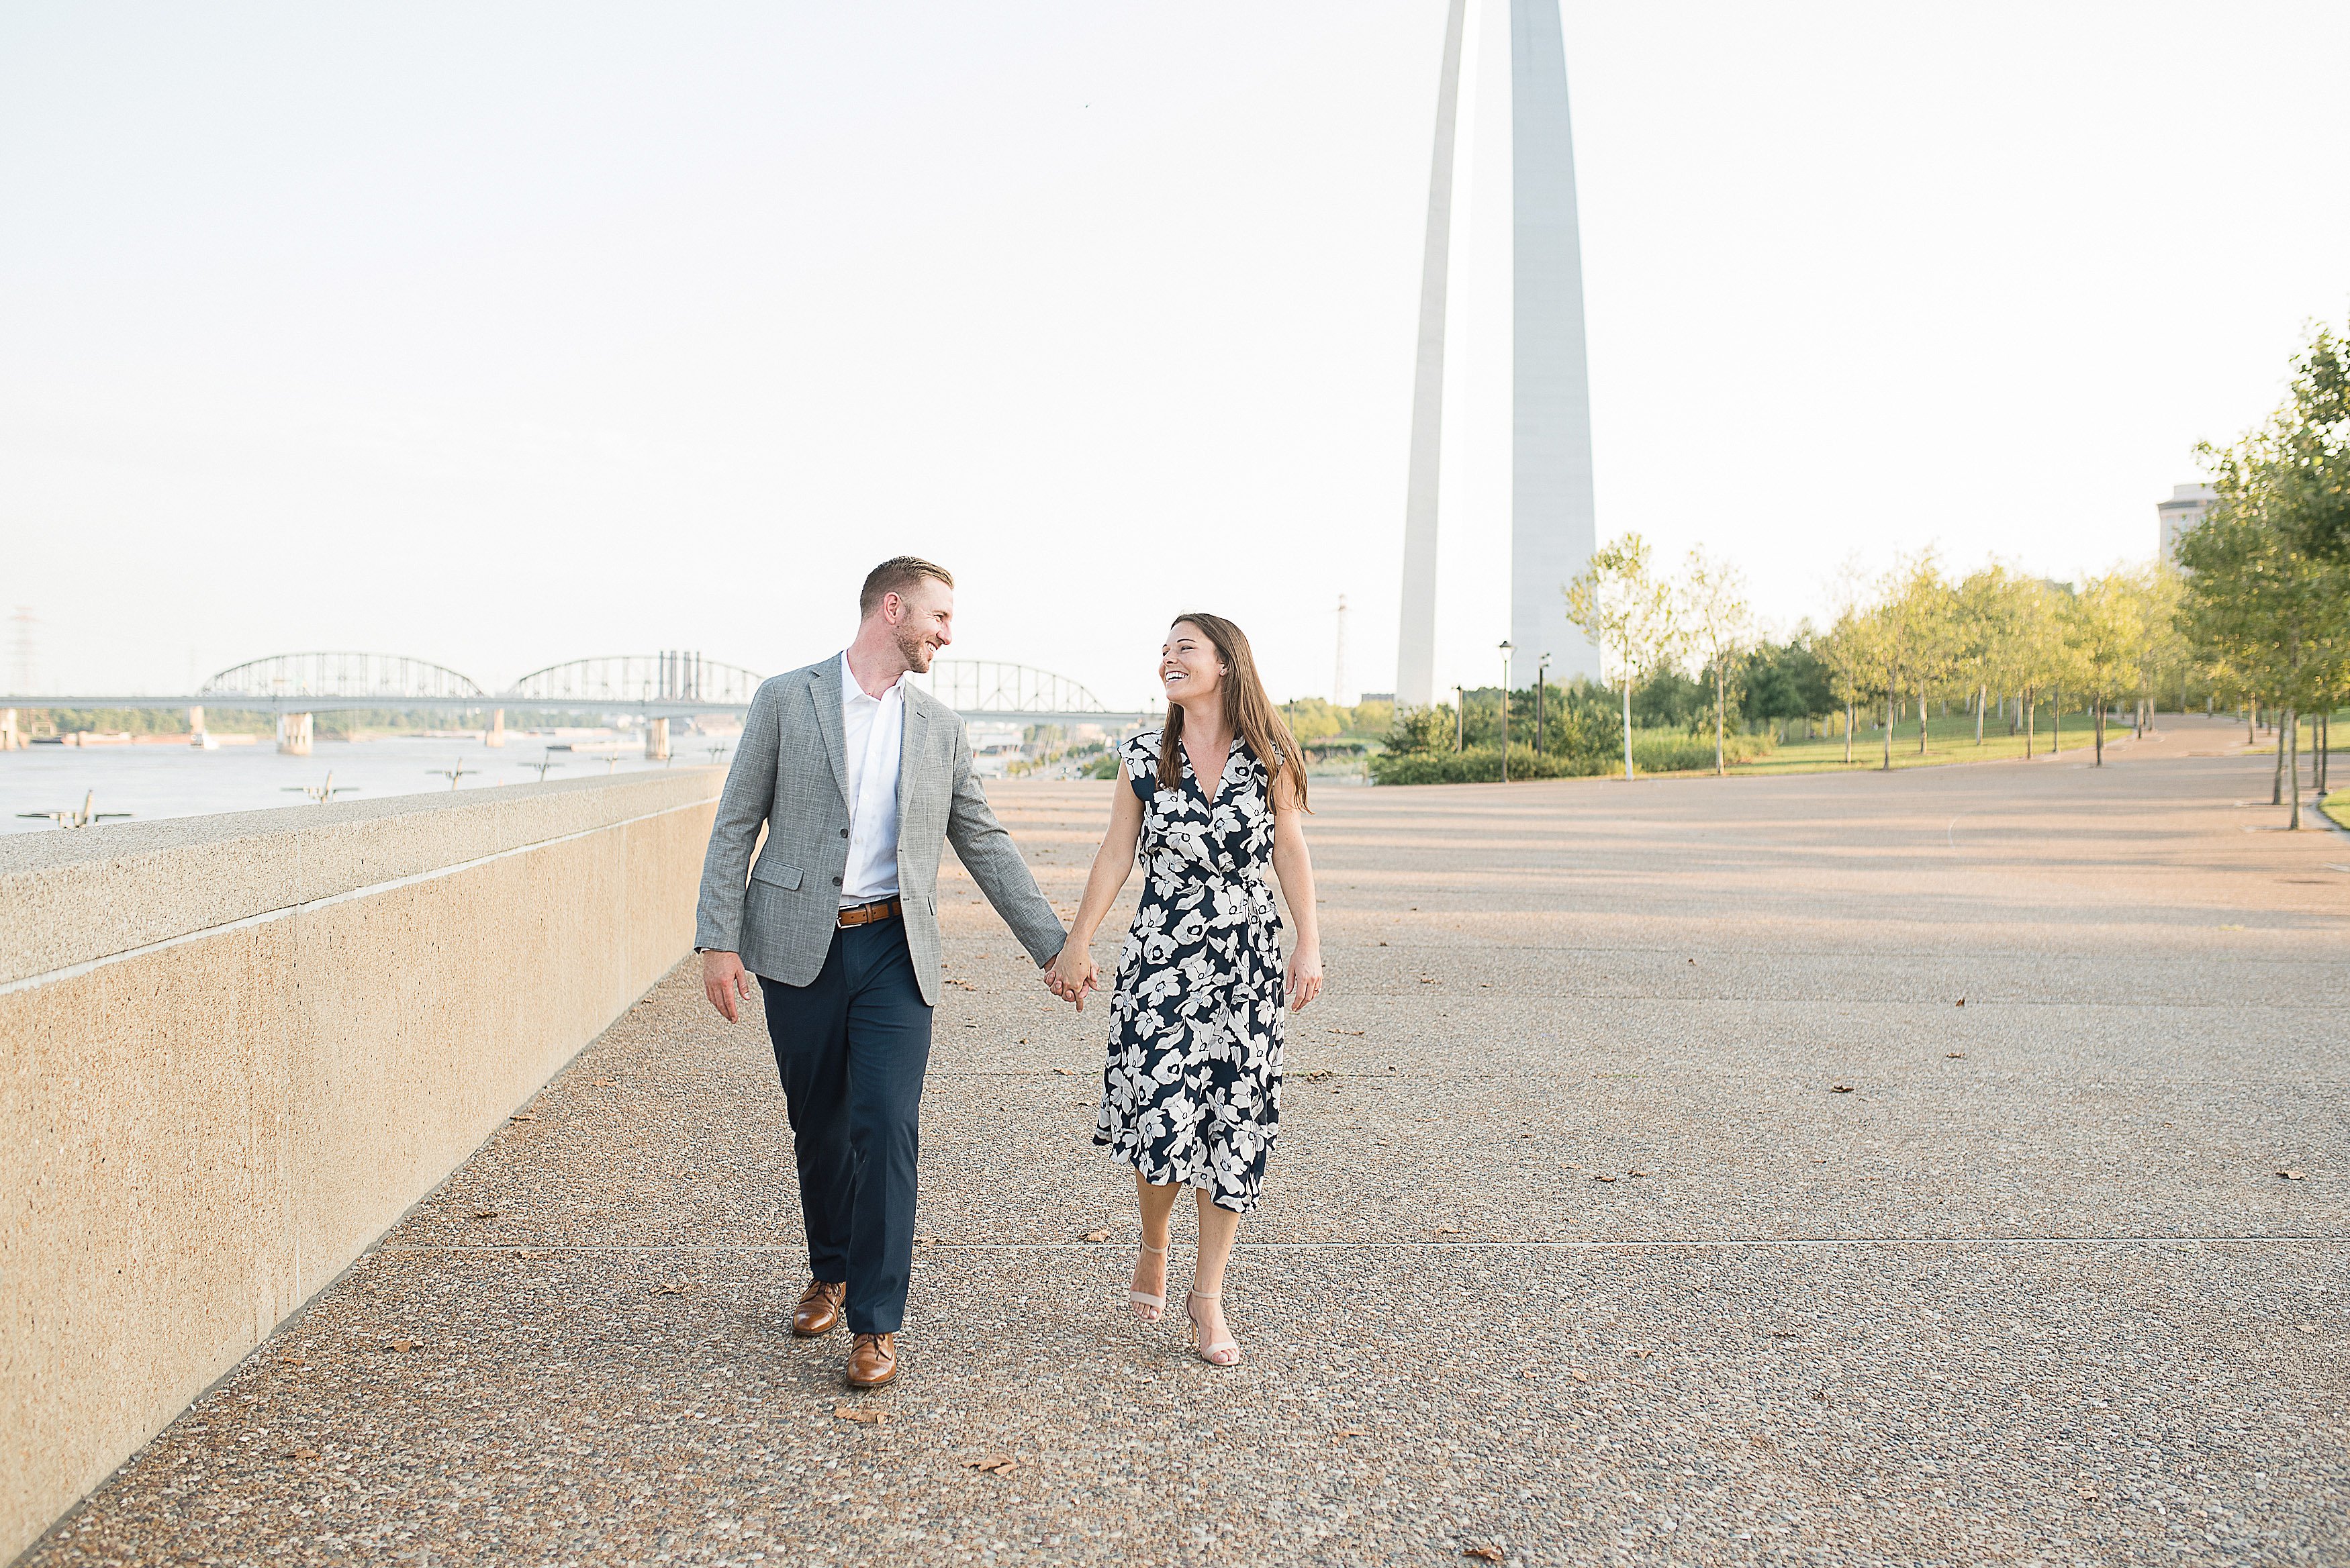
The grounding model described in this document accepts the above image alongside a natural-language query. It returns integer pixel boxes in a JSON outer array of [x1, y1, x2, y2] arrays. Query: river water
[[0, 732, 733, 836]]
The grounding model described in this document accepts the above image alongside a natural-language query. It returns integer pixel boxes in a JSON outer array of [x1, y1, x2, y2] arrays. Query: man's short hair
[[859, 556, 954, 618]]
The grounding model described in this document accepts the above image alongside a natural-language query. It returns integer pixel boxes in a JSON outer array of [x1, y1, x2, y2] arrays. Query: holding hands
[[1045, 941, 1100, 1010]]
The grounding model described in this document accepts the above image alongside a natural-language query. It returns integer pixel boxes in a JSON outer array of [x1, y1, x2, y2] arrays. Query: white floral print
[[1092, 730, 1284, 1214]]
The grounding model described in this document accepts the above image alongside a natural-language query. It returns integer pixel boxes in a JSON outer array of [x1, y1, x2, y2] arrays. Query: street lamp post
[[1454, 687, 1465, 752], [1498, 642, 1513, 782], [1536, 652, 1552, 757]]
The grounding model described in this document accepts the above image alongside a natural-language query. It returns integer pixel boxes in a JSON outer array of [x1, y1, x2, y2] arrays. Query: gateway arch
[[1395, 0, 1600, 707]]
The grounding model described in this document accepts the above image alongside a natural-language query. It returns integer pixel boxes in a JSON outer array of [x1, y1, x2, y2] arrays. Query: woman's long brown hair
[[1155, 612, 1308, 812]]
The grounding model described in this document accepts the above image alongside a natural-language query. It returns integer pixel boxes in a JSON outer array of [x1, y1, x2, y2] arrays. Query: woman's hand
[[1045, 942, 1100, 1011], [1284, 943, 1324, 1012]]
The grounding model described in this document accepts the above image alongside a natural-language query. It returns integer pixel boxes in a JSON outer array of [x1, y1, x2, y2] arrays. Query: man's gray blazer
[[694, 656, 1065, 1006]]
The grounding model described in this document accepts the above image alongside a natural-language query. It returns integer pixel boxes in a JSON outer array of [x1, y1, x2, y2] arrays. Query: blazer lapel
[[808, 658, 851, 808], [896, 688, 930, 830]]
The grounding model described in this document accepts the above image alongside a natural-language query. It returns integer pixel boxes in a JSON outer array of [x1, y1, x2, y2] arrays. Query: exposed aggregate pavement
[[24, 720, 2348, 1567]]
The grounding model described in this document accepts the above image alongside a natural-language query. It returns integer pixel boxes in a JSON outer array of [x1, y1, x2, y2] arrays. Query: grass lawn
[[1650, 713, 2171, 776], [2324, 791, 2349, 832]]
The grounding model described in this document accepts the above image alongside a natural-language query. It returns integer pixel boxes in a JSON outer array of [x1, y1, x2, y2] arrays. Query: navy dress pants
[[757, 919, 934, 1336]]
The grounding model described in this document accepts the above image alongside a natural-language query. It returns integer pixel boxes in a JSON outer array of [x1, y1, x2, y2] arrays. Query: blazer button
[[831, 875, 843, 887], [839, 828, 849, 838]]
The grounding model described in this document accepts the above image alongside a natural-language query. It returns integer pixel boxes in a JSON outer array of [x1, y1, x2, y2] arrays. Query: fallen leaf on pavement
[[1955, 998, 1966, 1007], [1592, 1173, 1616, 1183], [1566, 1369, 1589, 1383], [1437, 1225, 1461, 1234], [1080, 1228, 1112, 1243], [514, 1247, 551, 1259], [834, 1406, 884, 1425], [915, 1234, 941, 1246], [1831, 1085, 1854, 1093], [964, 1456, 1017, 1476], [384, 1339, 419, 1353], [654, 1282, 689, 1295], [508, 1112, 538, 1122], [1329, 1028, 1366, 1036], [2280, 1170, 2306, 1180], [470, 1208, 500, 1220], [290, 1447, 320, 1460], [1464, 1545, 1505, 1563], [1334, 1427, 1368, 1439], [1052, 1067, 1073, 1075], [1628, 1170, 1650, 1179], [1946, 1052, 1965, 1059]]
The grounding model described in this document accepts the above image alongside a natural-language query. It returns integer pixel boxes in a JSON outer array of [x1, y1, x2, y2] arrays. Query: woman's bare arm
[[1270, 773, 1323, 1011]]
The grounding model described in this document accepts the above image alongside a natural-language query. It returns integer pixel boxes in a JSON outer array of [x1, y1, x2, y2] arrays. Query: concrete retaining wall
[[0, 770, 722, 1562]]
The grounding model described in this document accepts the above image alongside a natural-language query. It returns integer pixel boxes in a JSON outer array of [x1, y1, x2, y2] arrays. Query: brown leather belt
[[836, 895, 902, 929]]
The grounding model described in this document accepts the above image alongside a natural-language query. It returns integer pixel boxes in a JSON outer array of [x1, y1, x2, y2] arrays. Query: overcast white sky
[[4, 1, 2345, 707]]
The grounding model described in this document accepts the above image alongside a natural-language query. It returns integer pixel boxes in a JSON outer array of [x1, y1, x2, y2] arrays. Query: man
[[695, 556, 1068, 1389]]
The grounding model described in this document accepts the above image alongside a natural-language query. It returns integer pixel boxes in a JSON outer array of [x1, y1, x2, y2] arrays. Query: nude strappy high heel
[[1186, 1287, 1240, 1367], [1129, 1240, 1170, 1322]]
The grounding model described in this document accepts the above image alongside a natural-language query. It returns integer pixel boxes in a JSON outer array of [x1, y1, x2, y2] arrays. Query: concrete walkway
[[26, 718, 2347, 1566]]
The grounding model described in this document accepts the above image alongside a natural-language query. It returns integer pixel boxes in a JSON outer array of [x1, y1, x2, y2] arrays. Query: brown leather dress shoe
[[792, 1279, 846, 1338], [845, 1332, 899, 1388]]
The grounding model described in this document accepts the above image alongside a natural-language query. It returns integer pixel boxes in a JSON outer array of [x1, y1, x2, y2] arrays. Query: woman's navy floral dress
[[1092, 729, 1286, 1214]]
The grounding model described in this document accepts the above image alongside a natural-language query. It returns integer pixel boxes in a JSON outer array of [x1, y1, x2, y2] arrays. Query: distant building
[[2158, 483, 2216, 560]]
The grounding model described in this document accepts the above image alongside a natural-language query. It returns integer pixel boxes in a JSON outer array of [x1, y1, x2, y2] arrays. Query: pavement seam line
[[0, 794, 721, 996], [379, 1235, 2345, 1253]]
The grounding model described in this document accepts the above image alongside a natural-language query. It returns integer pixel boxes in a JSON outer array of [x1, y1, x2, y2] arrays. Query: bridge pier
[[187, 706, 215, 749], [0, 708, 18, 751], [645, 718, 670, 761], [277, 712, 314, 756], [485, 708, 505, 748]]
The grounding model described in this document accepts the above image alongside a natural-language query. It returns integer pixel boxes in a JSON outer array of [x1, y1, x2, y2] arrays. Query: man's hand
[[702, 950, 754, 1022], [1044, 941, 1100, 1012]]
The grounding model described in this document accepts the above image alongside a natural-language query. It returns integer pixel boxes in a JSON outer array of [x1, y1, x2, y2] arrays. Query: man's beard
[[894, 622, 937, 674]]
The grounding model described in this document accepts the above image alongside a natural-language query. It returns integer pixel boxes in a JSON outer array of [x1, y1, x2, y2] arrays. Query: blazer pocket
[[749, 859, 804, 891]]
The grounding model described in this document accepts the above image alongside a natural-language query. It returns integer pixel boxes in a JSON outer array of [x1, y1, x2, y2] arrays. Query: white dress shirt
[[838, 652, 906, 905]]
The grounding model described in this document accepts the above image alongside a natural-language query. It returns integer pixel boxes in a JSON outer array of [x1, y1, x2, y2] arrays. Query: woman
[[1045, 612, 1323, 1367]]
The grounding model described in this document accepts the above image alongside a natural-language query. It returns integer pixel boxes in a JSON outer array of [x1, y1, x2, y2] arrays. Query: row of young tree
[[2175, 321, 2348, 827], [1554, 320, 2348, 820]]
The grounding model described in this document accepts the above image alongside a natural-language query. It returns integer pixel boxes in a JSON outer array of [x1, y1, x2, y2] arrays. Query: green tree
[[1566, 534, 1681, 782], [1848, 556, 1954, 769], [2000, 577, 2072, 758], [2178, 500, 2344, 826], [1951, 565, 2024, 745], [1675, 546, 1753, 776], [1741, 630, 1834, 740], [2062, 568, 2153, 766], [1818, 603, 1873, 765], [1280, 697, 1344, 743]]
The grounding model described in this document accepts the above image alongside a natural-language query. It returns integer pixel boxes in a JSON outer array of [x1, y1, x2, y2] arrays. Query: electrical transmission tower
[[1332, 595, 1351, 706], [10, 607, 34, 695]]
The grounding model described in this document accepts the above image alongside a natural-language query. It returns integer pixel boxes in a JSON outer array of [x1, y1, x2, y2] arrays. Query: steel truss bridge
[[7, 652, 1153, 725]]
